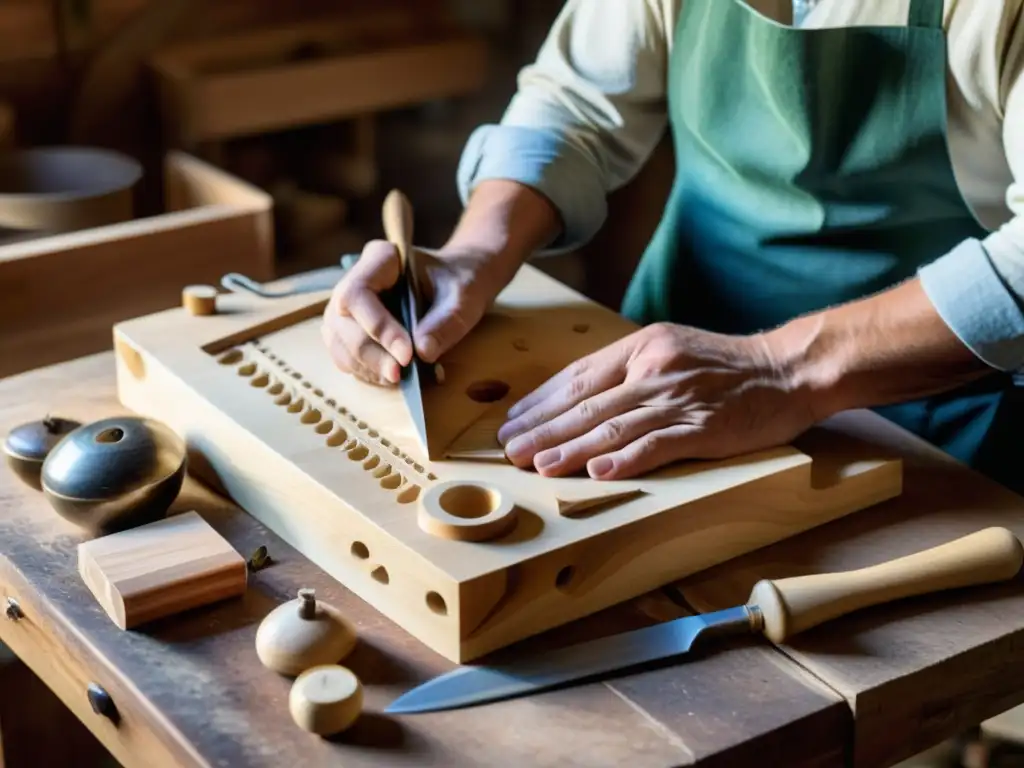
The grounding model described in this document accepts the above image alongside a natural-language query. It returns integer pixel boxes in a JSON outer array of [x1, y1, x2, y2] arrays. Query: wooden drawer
[[0, 558, 204, 768]]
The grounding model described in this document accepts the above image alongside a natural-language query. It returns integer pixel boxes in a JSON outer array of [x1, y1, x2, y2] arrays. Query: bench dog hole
[[426, 591, 447, 616]]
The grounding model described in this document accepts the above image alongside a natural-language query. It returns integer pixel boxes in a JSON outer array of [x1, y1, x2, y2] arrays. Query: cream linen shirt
[[456, 0, 1024, 371]]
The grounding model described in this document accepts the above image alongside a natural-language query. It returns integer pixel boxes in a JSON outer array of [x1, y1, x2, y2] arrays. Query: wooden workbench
[[1, 352, 1023, 767]]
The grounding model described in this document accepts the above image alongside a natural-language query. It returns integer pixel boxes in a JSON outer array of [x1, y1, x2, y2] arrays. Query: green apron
[[620, 0, 1024, 493]]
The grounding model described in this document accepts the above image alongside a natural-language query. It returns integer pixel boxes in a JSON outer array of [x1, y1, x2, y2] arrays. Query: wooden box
[[0, 151, 272, 378], [112, 265, 903, 663], [149, 10, 489, 147]]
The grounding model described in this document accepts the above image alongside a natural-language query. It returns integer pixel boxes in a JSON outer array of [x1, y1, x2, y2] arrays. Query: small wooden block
[[182, 285, 219, 316], [78, 510, 247, 629]]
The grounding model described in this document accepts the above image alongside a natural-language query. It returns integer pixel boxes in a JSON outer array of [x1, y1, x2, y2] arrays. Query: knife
[[385, 526, 1023, 714], [379, 188, 434, 458]]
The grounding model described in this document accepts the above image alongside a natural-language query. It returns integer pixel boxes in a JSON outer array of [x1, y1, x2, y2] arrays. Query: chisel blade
[[385, 606, 753, 714]]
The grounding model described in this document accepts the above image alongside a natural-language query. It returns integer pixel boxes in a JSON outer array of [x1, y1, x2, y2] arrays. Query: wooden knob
[[182, 285, 218, 316], [289, 665, 363, 736], [747, 527, 1024, 643], [255, 588, 357, 676]]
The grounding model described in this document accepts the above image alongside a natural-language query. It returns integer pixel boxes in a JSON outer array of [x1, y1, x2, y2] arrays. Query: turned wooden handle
[[747, 527, 1024, 643], [382, 188, 414, 275]]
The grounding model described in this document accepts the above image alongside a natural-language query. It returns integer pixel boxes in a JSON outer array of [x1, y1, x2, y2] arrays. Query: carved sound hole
[[465, 380, 510, 403]]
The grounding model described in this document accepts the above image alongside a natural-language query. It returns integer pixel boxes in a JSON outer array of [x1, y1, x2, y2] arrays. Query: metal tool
[[220, 254, 359, 298], [379, 188, 433, 457], [385, 526, 1024, 714]]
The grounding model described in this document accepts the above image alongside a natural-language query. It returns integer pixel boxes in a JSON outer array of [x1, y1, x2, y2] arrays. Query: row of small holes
[[248, 345, 434, 480], [234, 355, 425, 503]]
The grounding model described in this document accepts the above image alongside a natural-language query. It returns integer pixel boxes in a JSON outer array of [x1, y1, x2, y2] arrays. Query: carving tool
[[385, 526, 1024, 714], [379, 188, 433, 457]]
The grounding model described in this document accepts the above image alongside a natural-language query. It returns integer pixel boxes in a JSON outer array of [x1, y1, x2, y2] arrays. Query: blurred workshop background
[[1, 1, 1023, 766]]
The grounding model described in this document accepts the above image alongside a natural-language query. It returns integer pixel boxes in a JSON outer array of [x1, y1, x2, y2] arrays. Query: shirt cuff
[[917, 237, 1024, 371], [456, 124, 607, 252]]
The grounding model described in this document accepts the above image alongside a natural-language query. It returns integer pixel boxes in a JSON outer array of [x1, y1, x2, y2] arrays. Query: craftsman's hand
[[322, 241, 498, 386], [496, 323, 820, 480]]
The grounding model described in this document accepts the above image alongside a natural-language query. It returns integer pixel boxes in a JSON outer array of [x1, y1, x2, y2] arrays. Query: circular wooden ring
[[417, 480, 517, 542]]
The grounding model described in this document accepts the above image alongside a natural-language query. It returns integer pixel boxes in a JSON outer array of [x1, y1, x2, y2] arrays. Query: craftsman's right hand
[[321, 240, 494, 386]]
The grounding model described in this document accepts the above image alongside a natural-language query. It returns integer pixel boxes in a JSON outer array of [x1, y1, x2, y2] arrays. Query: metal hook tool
[[220, 254, 361, 299]]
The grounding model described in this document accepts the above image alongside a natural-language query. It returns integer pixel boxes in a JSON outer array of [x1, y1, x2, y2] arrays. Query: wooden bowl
[[0, 146, 142, 233]]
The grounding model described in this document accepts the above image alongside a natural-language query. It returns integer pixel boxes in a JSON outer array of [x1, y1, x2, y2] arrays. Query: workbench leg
[[0, 645, 112, 768]]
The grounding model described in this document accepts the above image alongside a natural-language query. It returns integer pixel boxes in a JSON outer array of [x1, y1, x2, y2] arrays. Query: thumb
[[412, 287, 478, 363]]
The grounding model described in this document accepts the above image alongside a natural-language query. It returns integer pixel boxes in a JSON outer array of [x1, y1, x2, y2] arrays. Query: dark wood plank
[[678, 410, 1024, 768], [0, 353, 848, 767]]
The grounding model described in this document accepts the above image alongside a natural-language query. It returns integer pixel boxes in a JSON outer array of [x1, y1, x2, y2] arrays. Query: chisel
[[386, 526, 1023, 714]]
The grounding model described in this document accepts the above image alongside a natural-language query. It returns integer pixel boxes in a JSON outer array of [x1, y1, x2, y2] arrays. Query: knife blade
[[386, 526, 1023, 714], [380, 189, 434, 458]]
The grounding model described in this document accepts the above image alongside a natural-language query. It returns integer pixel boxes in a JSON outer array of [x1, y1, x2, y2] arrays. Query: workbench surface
[[1, 352, 1022, 767]]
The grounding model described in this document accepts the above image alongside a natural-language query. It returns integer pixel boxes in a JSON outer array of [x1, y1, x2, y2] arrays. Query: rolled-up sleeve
[[456, 0, 673, 251], [918, 234, 1024, 371]]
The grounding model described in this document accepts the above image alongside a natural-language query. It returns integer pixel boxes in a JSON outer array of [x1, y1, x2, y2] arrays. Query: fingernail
[[496, 422, 517, 445], [389, 340, 410, 365], [535, 449, 560, 470], [504, 435, 527, 460], [418, 334, 439, 361], [589, 457, 613, 477]]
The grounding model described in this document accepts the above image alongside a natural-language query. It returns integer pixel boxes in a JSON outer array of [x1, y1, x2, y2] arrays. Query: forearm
[[443, 179, 562, 288], [764, 277, 994, 420]]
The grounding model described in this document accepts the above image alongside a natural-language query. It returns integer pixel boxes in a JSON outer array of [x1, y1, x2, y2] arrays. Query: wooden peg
[[255, 588, 358, 676], [182, 284, 218, 315], [289, 664, 363, 736]]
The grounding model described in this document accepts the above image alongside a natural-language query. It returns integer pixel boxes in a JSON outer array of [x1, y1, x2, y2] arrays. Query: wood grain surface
[[0, 353, 848, 768], [678, 413, 1024, 768]]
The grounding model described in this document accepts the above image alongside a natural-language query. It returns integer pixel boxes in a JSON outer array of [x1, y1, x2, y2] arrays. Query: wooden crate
[[0, 151, 273, 378], [149, 10, 488, 147]]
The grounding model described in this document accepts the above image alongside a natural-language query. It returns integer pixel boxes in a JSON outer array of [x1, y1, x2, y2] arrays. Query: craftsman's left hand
[[496, 322, 819, 480]]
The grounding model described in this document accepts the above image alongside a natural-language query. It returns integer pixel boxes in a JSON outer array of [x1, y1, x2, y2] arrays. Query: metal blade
[[385, 605, 753, 715], [381, 266, 432, 455]]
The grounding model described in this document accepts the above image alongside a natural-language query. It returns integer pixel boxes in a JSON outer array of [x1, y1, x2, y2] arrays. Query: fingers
[[412, 280, 478, 363], [587, 424, 706, 480], [323, 240, 411, 383], [498, 354, 632, 448], [320, 319, 390, 386], [501, 379, 663, 470], [530, 405, 679, 477]]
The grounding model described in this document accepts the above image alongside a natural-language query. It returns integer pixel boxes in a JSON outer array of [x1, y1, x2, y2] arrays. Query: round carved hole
[[238, 362, 257, 377], [268, 381, 284, 395], [438, 484, 500, 519], [251, 373, 270, 388], [95, 427, 124, 444], [572, 323, 590, 333], [465, 380, 510, 403], [274, 392, 292, 406], [315, 420, 334, 435], [347, 443, 370, 461], [555, 565, 576, 591], [326, 428, 348, 447], [380, 473, 403, 490], [426, 591, 447, 616], [300, 407, 322, 425], [362, 455, 380, 471], [350, 541, 369, 559], [287, 397, 305, 414], [397, 485, 420, 504], [373, 463, 392, 479], [371, 566, 389, 584], [218, 349, 243, 365]]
